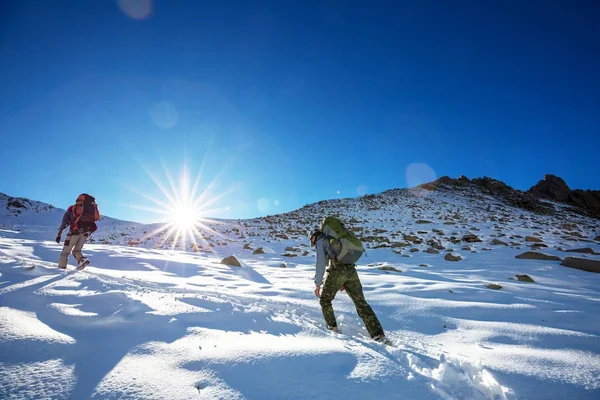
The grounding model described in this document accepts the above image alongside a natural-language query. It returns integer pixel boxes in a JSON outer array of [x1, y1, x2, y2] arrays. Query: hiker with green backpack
[[310, 217, 390, 345]]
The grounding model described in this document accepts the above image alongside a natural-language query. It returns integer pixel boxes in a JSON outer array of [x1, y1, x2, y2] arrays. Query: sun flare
[[168, 200, 199, 230], [128, 162, 236, 252]]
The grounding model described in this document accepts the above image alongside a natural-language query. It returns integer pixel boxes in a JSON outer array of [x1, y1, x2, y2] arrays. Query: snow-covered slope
[[1, 182, 599, 399]]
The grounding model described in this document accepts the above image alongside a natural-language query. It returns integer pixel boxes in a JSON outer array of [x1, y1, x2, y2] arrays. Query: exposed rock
[[525, 236, 543, 243], [280, 263, 287, 268], [426, 239, 445, 250], [378, 266, 402, 272], [425, 247, 439, 254], [514, 274, 535, 282], [243, 243, 253, 250], [253, 248, 265, 255], [416, 219, 433, 224], [445, 253, 462, 262], [515, 251, 561, 261], [560, 257, 600, 273], [302, 251, 309, 256], [281, 253, 297, 257], [491, 239, 508, 246], [594, 236, 600, 242], [462, 234, 481, 243], [529, 174, 600, 219], [220, 256, 241, 267], [403, 234, 421, 243], [530, 244, 548, 252], [486, 283, 502, 290], [7, 200, 26, 209], [471, 176, 554, 215], [409, 248, 420, 253], [564, 247, 596, 254], [419, 264, 429, 267], [529, 174, 571, 202]]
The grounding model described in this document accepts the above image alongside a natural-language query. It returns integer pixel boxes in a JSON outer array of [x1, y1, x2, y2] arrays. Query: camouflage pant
[[319, 264, 384, 339]]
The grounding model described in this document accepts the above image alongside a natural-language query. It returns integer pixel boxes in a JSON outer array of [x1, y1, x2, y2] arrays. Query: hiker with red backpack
[[56, 193, 101, 270], [310, 217, 391, 345]]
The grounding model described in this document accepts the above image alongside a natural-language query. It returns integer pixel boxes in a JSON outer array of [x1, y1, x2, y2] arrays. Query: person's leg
[[71, 233, 88, 263], [319, 267, 346, 329], [58, 233, 77, 269], [343, 267, 384, 338]]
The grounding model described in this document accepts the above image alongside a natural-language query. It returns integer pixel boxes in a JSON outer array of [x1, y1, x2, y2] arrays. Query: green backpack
[[321, 216, 365, 264]]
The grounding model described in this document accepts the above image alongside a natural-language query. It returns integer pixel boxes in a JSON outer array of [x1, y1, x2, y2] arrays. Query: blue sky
[[0, 0, 598, 223]]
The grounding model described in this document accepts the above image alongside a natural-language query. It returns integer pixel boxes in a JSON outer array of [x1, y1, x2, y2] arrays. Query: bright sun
[[131, 162, 235, 251], [169, 201, 199, 230]]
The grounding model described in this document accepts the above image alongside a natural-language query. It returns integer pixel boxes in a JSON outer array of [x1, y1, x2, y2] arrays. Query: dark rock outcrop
[[420, 176, 554, 215], [529, 174, 571, 202], [471, 177, 554, 215], [528, 174, 600, 219]]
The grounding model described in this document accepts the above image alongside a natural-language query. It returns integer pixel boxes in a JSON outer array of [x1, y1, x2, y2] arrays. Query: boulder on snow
[[486, 283, 502, 290], [515, 251, 561, 261], [445, 253, 462, 262], [462, 234, 481, 243], [221, 256, 241, 267], [514, 274, 535, 282], [594, 235, 600, 242], [560, 257, 600, 273], [253, 247, 265, 255], [378, 266, 402, 273], [525, 236, 543, 243], [564, 247, 597, 255], [491, 239, 508, 246]]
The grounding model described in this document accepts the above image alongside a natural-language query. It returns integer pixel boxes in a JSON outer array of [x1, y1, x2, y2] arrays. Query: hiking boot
[[76, 258, 90, 270], [373, 334, 392, 345]]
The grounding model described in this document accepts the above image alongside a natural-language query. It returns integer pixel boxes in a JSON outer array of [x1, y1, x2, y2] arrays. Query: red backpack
[[70, 193, 100, 233]]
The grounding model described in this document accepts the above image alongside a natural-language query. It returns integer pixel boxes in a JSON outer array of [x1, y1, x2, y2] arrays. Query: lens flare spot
[[150, 101, 179, 129], [274, 200, 280, 206], [357, 185, 368, 196], [117, 0, 152, 20], [406, 163, 436, 188], [257, 198, 271, 214]]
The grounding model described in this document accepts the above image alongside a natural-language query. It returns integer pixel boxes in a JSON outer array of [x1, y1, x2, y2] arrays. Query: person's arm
[[56, 208, 71, 242], [314, 237, 327, 287]]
